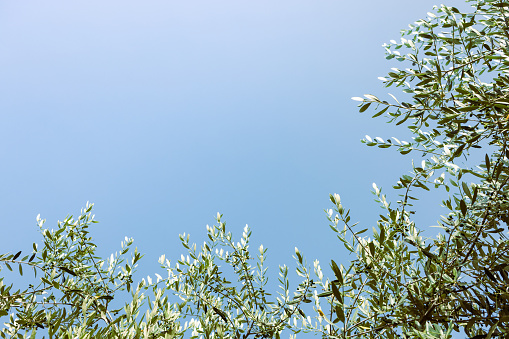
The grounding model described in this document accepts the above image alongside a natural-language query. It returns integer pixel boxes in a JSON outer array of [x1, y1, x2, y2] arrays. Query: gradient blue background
[[0, 0, 465, 336]]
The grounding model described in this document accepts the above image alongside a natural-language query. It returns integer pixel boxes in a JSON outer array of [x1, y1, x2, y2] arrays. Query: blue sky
[[1, 0, 457, 335]]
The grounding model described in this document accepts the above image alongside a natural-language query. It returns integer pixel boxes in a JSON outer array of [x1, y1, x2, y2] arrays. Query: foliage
[[0, 203, 162, 338], [157, 213, 315, 339], [302, 0, 509, 338], [0, 205, 314, 338], [4, 0, 509, 338]]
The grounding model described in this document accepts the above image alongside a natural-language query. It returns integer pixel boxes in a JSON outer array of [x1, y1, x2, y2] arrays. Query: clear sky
[[0, 0, 459, 336]]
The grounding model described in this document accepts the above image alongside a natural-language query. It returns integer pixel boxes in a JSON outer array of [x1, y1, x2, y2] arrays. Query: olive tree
[[5, 0, 509, 338], [303, 1, 509, 338], [0, 203, 169, 339], [0, 204, 313, 338], [157, 213, 315, 339]]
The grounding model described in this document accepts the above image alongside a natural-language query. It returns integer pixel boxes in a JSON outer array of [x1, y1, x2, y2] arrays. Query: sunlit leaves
[[158, 215, 315, 339], [0, 204, 155, 338], [309, 1, 509, 338]]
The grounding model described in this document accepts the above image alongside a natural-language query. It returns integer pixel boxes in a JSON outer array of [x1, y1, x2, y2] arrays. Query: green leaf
[[330, 260, 343, 285], [415, 181, 430, 191], [396, 113, 410, 125], [295, 247, 303, 264], [460, 200, 467, 216], [359, 103, 371, 113], [98, 295, 114, 301], [452, 144, 465, 158], [331, 283, 342, 304], [12, 251, 21, 261], [372, 106, 389, 118], [484, 268, 497, 282], [317, 291, 333, 297], [212, 307, 228, 323], [355, 228, 368, 235], [369, 242, 376, 256], [335, 305, 345, 323], [59, 266, 77, 276], [462, 182, 472, 200]]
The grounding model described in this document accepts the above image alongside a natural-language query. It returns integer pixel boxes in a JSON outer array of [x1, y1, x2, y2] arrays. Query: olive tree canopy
[[304, 1, 509, 338]]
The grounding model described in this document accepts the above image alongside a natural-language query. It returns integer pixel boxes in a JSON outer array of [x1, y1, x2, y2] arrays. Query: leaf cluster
[[155, 214, 316, 339], [308, 1, 509, 338]]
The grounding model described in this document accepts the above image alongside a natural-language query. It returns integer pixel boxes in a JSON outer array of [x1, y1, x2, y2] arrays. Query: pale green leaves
[[309, 2, 509, 338]]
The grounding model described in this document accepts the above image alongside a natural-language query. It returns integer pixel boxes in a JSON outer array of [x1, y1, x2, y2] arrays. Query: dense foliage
[[0, 206, 313, 338], [2, 0, 509, 338], [304, 0, 509, 338]]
